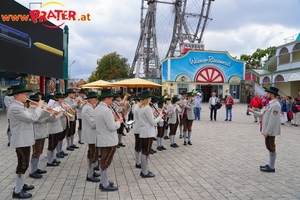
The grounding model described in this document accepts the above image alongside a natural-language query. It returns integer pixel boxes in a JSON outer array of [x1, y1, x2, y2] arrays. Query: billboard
[[0, 0, 63, 79]]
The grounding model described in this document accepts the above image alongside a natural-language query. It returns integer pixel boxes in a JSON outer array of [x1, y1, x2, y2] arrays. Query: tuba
[[121, 92, 131, 115], [164, 93, 171, 100]]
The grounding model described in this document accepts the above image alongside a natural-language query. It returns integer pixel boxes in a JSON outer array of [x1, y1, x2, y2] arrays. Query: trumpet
[[150, 103, 168, 126], [108, 105, 130, 133], [60, 102, 77, 117]]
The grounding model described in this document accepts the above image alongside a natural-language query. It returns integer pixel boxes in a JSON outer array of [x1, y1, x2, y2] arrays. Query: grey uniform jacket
[[167, 103, 182, 124], [28, 106, 50, 139], [76, 96, 84, 119], [82, 102, 98, 144], [7, 100, 42, 148], [254, 99, 281, 136], [94, 102, 121, 147], [138, 105, 162, 138], [131, 103, 140, 134], [182, 100, 195, 120], [46, 113, 64, 135]]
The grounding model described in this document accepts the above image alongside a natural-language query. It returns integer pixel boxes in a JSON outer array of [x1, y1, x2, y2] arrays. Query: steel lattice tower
[[131, 0, 214, 78]]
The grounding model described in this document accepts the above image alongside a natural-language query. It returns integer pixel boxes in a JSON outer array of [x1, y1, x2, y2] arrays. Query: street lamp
[[68, 60, 76, 87]]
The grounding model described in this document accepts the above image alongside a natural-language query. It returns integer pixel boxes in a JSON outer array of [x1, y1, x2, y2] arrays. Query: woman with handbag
[[224, 94, 234, 121]]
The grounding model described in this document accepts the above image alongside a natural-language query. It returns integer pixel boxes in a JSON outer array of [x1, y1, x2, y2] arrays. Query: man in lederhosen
[[28, 95, 50, 179], [7, 85, 44, 199], [63, 89, 80, 151], [82, 92, 100, 182], [95, 89, 123, 191]]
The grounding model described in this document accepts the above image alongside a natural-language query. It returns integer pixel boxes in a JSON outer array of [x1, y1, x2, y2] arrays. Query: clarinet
[[150, 103, 168, 126], [109, 105, 130, 133]]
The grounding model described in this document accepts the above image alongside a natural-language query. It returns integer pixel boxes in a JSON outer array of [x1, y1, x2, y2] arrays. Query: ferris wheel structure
[[131, 0, 215, 78]]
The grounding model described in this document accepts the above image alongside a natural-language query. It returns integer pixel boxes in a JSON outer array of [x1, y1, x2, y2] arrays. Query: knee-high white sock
[[14, 174, 23, 193], [118, 134, 122, 144], [47, 150, 52, 163], [183, 132, 187, 142], [67, 136, 71, 147], [135, 151, 141, 165], [164, 129, 167, 137], [56, 142, 60, 153], [179, 126, 183, 136], [169, 135, 172, 144], [87, 159, 94, 178], [30, 158, 37, 174], [269, 152, 276, 169], [100, 169, 109, 188], [141, 154, 148, 175], [188, 132, 192, 141], [52, 150, 57, 161]]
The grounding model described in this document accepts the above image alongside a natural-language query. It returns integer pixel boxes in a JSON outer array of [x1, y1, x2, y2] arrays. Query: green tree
[[87, 52, 130, 82], [240, 46, 276, 69]]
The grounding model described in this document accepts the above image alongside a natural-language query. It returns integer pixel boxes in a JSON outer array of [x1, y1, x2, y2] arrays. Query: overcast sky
[[17, 0, 300, 81]]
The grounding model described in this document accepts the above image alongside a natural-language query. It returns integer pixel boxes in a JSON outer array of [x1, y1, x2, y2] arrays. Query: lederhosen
[[16, 147, 31, 174], [140, 137, 153, 156], [182, 108, 193, 132], [100, 146, 116, 170], [88, 144, 99, 164]]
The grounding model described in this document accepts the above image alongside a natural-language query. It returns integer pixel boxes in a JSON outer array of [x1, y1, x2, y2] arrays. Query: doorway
[[199, 85, 212, 102]]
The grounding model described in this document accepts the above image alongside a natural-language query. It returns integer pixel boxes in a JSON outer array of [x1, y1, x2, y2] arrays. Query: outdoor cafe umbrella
[[80, 79, 113, 88], [109, 78, 161, 88]]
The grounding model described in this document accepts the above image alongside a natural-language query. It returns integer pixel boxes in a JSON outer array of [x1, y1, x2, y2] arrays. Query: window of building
[[274, 75, 284, 83]]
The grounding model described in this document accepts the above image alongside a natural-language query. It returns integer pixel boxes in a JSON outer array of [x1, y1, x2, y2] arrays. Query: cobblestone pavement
[[0, 103, 300, 200]]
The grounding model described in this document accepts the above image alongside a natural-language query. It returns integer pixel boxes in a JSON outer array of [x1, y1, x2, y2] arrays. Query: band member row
[[82, 92, 100, 182], [63, 89, 80, 151], [95, 89, 123, 191], [7, 85, 44, 199], [137, 91, 163, 178], [167, 96, 182, 148], [27, 95, 50, 179], [182, 92, 195, 145]]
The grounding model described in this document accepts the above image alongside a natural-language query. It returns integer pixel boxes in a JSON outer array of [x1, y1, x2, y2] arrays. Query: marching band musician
[[28, 95, 50, 179], [167, 96, 182, 148], [4, 86, 13, 146], [178, 91, 187, 139], [76, 89, 87, 144], [156, 97, 167, 151], [46, 95, 64, 167], [163, 97, 171, 140], [7, 85, 44, 199], [63, 89, 80, 151], [131, 96, 142, 168], [127, 96, 135, 128], [182, 92, 195, 145], [112, 94, 127, 148], [137, 91, 164, 178], [95, 89, 123, 191], [55, 93, 69, 159], [81, 92, 101, 182]]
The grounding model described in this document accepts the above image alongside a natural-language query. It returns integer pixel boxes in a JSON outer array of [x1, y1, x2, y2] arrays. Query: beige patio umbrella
[[80, 79, 113, 88], [109, 78, 161, 87]]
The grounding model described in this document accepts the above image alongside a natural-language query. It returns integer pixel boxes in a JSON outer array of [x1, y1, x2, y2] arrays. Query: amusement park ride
[[131, 0, 214, 78]]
